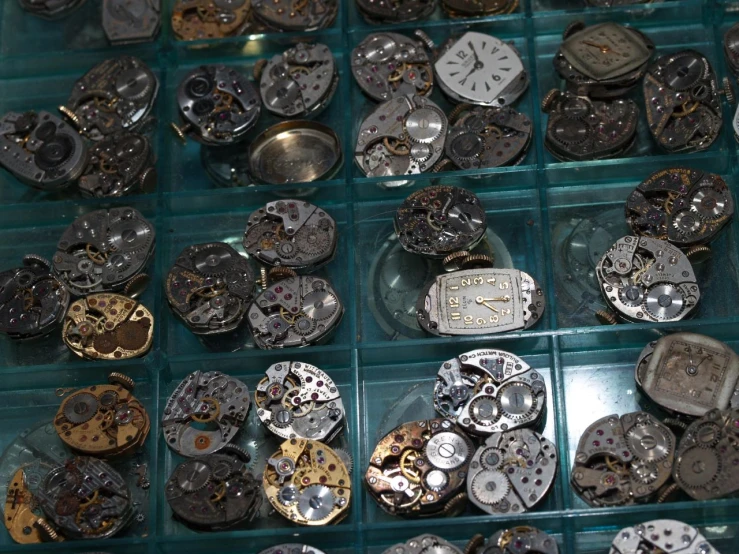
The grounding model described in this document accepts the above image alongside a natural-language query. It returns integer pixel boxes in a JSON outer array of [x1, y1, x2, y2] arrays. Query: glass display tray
[[1, 0, 739, 552]]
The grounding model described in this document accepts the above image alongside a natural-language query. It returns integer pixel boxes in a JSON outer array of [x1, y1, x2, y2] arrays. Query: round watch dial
[[560, 23, 652, 81], [435, 32, 525, 106]]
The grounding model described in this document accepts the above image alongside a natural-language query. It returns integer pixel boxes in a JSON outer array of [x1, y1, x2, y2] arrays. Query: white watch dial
[[435, 31, 524, 105]]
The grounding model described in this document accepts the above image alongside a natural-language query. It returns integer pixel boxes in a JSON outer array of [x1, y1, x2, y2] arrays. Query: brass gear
[[443, 251, 470, 272], [399, 449, 423, 483], [108, 372, 135, 391], [596, 309, 618, 325], [685, 245, 712, 264], [268, 267, 298, 282], [461, 253, 495, 269], [191, 397, 221, 423], [541, 89, 560, 113]]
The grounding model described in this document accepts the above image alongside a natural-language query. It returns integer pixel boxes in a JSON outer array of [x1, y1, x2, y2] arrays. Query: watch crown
[[595, 309, 618, 326], [463, 534, 485, 554], [541, 89, 561, 113], [685, 244, 712, 264], [268, 266, 298, 283], [414, 29, 436, 52], [722, 76, 735, 105], [461, 253, 495, 270], [253, 58, 267, 81], [443, 251, 471, 272]]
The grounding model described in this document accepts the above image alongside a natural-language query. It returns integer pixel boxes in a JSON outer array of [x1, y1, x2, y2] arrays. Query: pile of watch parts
[[0, 206, 156, 361], [162, 364, 352, 530], [163, 199, 344, 349], [542, 20, 736, 161], [571, 331, 739, 511], [0, 56, 158, 198], [353, 30, 534, 177], [593, 167, 733, 326], [365, 348, 556, 518], [387, 184, 546, 338], [3, 372, 150, 543]]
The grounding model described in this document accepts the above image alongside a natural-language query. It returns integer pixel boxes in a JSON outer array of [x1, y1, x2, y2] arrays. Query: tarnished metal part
[[434, 349, 546, 436], [0, 111, 88, 191], [78, 132, 156, 198], [37, 457, 133, 540], [0, 256, 69, 341], [174, 64, 261, 145], [255, 361, 344, 442], [264, 438, 351, 525], [417, 268, 546, 336], [365, 418, 472, 518], [52, 207, 155, 296], [351, 33, 433, 103], [724, 22, 739, 78], [673, 408, 739, 501], [355, 94, 447, 177], [251, 0, 337, 31], [555, 23, 654, 98], [247, 120, 342, 185], [62, 56, 159, 142], [643, 50, 724, 154], [470, 526, 559, 554], [542, 91, 638, 162], [595, 236, 700, 323], [103, 0, 161, 45], [258, 43, 337, 118], [442, 0, 518, 17], [166, 449, 262, 530], [62, 293, 154, 360], [243, 200, 337, 271], [626, 168, 733, 248], [571, 412, 676, 507], [435, 32, 528, 107], [383, 535, 463, 554], [445, 104, 532, 169], [17, 0, 86, 19], [4, 461, 59, 544], [610, 520, 720, 554], [394, 185, 486, 258], [355, 0, 435, 23], [247, 275, 343, 349], [162, 371, 251, 457], [165, 242, 256, 335], [467, 430, 557, 515], [54, 373, 149, 458], [172, 0, 252, 41], [636, 333, 739, 418]]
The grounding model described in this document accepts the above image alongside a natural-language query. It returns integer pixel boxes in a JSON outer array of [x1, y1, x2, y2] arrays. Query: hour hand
[[582, 40, 612, 54]]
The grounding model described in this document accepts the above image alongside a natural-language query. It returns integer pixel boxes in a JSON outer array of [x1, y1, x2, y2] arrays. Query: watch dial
[[658, 340, 731, 408], [561, 23, 651, 81], [435, 32, 524, 105], [439, 271, 520, 332]]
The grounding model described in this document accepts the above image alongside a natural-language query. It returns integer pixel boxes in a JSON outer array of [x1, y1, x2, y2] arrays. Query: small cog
[[478, 447, 504, 471], [625, 422, 673, 463], [22, 254, 51, 270], [470, 470, 510, 505], [629, 460, 659, 485], [333, 448, 354, 475], [268, 266, 298, 282], [468, 395, 500, 428], [675, 447, 721, 489], [62, 392, 99, 424], [297, 484, 335, 521], [690, 187, 729, 221], [672, 209, 703, 236], [693, 421, 722, 448], [302, 289, 338, 320], [618, 284, 644, 308], [294, 225, 332, 256], [644, 284, 685, 321], [108, 372, 135, 390], [277, 241, 298, 259], [442, 250, 470, 272], [293, 315, 317, 336], [219, 443, 252, 464]]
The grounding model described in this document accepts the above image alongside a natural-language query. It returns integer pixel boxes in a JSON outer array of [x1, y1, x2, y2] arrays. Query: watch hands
[[582, 40, 613, 54], [468, 41, 480, 64], [476, 296, 510, 312]]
